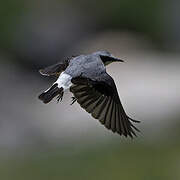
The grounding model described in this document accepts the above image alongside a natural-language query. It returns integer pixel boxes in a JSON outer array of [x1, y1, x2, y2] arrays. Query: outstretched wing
[[39, 61, 69, 77], [70, 73, 140, 138], [39, 55, 79, 76]]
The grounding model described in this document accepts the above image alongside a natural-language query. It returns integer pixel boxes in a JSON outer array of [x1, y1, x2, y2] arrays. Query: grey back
[[65, 54, 106, 81]]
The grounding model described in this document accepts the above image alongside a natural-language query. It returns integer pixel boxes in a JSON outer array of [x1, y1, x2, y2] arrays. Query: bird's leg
[[70, 96, 77, 105], [56, 89, 64, 103]]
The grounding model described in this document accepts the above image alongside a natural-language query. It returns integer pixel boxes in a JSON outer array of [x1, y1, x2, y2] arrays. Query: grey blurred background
[[0, 0, 180, 179]]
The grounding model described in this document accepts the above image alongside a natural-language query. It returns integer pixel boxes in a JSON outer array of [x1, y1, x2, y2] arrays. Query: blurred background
[[1, 0, 180, 179]]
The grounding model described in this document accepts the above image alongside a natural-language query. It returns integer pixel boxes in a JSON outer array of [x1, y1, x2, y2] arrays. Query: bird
[[38, 50, 140, 138]]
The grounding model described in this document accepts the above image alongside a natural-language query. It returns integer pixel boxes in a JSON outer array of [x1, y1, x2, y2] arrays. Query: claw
[[56, 96, 61, 103], [70, 97, 77, 105], [56, 91, 64, 103]]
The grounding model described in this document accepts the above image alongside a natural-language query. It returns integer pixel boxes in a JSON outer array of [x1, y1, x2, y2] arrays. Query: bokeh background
[[1, 0, 180, 179]]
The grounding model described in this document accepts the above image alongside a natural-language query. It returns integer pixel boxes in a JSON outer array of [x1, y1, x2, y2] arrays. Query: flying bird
[[38, 51, 140, 137]]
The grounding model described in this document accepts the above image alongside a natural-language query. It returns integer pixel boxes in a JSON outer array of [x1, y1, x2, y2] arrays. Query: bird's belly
[[55, 72, 72, 90]]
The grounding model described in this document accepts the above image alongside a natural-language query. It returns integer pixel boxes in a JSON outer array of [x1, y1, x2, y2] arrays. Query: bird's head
[[93, 50, 124, 66]]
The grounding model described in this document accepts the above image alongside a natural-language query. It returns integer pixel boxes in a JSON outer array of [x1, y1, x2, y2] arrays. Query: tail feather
[[38, 83, 63, 104]]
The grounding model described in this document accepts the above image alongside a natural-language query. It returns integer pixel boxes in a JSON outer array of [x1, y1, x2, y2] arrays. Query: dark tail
[[38, 83, 63, 104]]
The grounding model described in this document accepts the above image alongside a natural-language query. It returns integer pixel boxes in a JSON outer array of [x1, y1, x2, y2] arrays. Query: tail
[[38, 83, 63, 104]]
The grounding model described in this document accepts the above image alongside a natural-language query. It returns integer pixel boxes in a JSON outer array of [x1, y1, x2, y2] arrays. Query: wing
[[70, 73, 140, 138], [39, 59, 70, 77]]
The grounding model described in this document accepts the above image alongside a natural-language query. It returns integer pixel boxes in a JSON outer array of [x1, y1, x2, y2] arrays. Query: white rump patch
[[55, 72, 72, 90]]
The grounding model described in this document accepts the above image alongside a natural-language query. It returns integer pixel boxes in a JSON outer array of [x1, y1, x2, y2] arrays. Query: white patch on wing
[[55, 72, 72, 90]]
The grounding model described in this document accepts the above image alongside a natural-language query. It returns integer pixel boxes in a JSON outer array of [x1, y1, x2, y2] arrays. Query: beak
[[111, 56, 124, 62]]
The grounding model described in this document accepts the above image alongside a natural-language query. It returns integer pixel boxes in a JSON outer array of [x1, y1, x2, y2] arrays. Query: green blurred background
[[0, 0, 180, 179]]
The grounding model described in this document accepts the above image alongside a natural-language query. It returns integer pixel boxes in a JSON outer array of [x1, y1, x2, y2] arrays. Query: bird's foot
[[56, 91, 64, 103], [70, 96, 77, 105]]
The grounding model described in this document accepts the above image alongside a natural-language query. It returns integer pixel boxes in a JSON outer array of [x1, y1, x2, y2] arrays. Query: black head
[[93, 50, 124, 66]]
